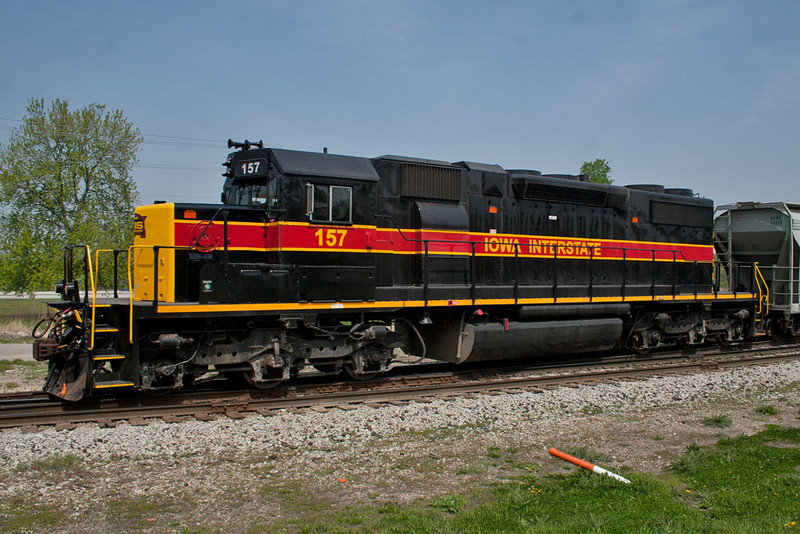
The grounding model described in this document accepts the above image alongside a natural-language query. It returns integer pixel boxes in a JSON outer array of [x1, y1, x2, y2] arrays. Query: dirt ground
[[2, 369, 798, 532]]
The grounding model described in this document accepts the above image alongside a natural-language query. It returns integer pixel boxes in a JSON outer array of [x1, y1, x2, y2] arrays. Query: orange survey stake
[[548, 447, 631, 484]]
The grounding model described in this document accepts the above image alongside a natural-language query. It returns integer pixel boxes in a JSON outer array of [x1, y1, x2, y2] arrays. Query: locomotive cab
[[221, 141, 280, 212]]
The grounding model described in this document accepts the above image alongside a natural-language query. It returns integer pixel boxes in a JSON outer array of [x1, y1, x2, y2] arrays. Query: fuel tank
[[415, 317, 623, 364]]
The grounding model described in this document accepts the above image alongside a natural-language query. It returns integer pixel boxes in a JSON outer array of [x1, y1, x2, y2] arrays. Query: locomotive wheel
[[312, 364, 341, 375], [343, 362, 381, 381], [717, 332, 735, 346], [236, 370, 283, 389], [768, 319, 787, 340], [629, 333, 651, 355]]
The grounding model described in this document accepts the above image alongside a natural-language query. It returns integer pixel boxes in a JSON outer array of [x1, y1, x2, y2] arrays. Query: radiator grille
[[651, 201, 712, 227], [518, 181, 607, 206], [401, 163, 461, 200]]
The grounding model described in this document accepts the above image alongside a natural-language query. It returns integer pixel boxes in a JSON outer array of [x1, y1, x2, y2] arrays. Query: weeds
[[27, 454, 84, 472], [756, 404, 779, 416], [581, 404, 604, 415], [456, 466, 485, 476], [430, 494, 466, 514], [703, 414, 733, 428]]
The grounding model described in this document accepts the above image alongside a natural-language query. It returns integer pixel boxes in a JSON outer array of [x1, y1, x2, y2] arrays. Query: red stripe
[[173, 221, 713, 262]]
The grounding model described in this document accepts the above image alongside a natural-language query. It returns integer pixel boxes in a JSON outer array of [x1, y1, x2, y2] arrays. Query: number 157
[[314, 228, 347, 247]]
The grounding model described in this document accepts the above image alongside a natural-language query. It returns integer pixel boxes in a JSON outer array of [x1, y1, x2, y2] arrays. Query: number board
[[234, 158, 268, 178]]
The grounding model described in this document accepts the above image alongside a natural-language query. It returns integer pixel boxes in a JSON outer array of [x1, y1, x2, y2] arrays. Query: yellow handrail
[[82, 246, 97, 350], [90, 249, 117, 350], [754, 263, 769, 316]]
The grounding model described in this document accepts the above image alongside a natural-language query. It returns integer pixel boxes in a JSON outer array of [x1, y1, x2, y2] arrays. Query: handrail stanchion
[[470, 241, 476, 305], [651, 250, 656, 299], [589, 245, 594, 302], [423, 241, 429, 306], [621, 247, 627, 300], [713, 262, 719, 296], [672, 251, 678, 300], [153, 246, 159, 313], [83, 246, 90, 306], [127, 246, 135, 344], [514, 242, 519, 305], [552, 245, 558, 303], [223, 210, 229, 279], [113, 250, 119, 298]]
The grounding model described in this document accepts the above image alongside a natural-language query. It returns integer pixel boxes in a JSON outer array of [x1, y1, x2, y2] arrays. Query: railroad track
[[2, 340, 799, 431]]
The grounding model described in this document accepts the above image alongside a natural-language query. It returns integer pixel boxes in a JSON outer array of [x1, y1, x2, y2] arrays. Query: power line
[[143, 133, 227, 143], [142, 140, 223, 148], [0, 117, 241, 170], [0, 116, 232, 145], [135, 163, 220, 171], [139, 193, 219, 200]]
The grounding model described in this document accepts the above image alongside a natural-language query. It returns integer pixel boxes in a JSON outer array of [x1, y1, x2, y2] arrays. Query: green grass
[[430, 494, 466, 514], [0, 358, 42, 372], [0, 358, 48, 383], [287, 426, 800, 533], [0, 497, 61, 532], [0, 298, 52, 322], [0, 298, 54, 341]]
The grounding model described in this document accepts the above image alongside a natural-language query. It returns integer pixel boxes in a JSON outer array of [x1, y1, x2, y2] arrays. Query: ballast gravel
[[2, 361, 799, 468]]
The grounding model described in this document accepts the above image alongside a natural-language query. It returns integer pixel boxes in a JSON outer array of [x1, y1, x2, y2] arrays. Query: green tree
[[0, 98, 142, 293], [580, 158, 613, 184]]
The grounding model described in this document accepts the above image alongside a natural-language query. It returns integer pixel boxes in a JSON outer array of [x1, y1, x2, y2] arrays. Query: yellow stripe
[[227, 245, 713, 263], [93, 355, 126, 361], [151, 292, 756, 314], [94, 382, 135, 389]]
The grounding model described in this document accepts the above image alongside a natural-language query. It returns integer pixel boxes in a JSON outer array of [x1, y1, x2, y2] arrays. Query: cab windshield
[[223, 177, 279, 209]]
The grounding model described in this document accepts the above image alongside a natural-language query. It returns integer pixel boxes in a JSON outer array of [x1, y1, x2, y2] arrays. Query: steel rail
[[2, 342, 799, 430]]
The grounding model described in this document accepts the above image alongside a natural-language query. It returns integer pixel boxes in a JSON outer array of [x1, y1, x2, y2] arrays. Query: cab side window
[[308, 184, 352, 223]]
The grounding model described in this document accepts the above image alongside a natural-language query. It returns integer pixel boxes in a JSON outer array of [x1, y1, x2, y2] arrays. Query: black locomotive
[[33, 140, 766, 400]]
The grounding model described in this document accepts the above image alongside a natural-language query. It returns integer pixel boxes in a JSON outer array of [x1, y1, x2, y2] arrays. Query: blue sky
[[1, 0, 798, 206]]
